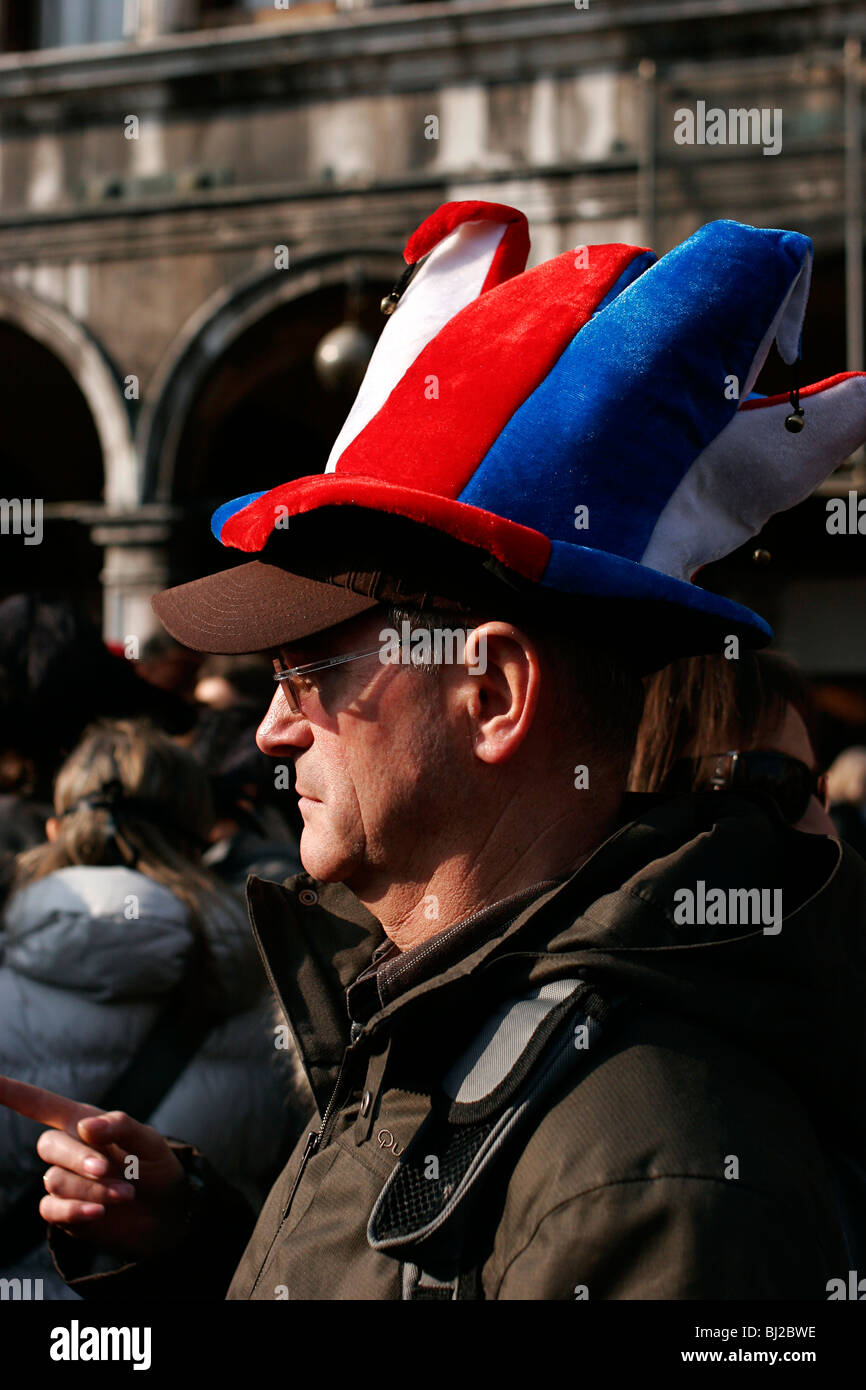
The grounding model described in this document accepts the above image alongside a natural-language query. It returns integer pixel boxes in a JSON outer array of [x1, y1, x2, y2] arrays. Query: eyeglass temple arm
[[273, 645, 385, 680]]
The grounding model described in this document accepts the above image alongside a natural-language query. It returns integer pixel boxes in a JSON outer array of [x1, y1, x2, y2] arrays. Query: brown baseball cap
[[151, 510, 502, 655], [150, 506, 752, 672]]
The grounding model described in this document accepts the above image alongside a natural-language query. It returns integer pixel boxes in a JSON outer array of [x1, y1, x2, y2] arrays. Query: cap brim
[[151, 561, 381, 654]]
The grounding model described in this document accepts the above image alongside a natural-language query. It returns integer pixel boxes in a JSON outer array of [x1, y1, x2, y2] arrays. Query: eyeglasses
[[667, 749, 827, 824], [272, 645, 385, 716]]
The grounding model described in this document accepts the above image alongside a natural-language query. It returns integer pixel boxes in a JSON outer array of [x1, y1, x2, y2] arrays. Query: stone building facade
[[0, 0, 863, 680]]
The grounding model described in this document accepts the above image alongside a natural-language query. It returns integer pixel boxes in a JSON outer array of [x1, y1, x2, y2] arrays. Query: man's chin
[[298, 828, 361, 884]]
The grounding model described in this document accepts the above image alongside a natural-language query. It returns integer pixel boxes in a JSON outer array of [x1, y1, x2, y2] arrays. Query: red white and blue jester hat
[[153, 200, 866, 660]]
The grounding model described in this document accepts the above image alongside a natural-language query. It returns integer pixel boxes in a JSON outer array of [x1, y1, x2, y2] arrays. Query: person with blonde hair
[[19, 717, 229, 937], [0, 718, 309, 1296]]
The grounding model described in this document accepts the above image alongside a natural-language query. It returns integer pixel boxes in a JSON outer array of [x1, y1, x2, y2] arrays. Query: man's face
[[256, 609, 462, 892]]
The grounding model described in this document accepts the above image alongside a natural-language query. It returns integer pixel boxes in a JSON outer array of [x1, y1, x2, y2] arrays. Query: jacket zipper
[[279, 899, 549, 1220], [272, 885, 560, 1228], [250, 1053, 357, 1295], [280, 1049, 355, 1222]]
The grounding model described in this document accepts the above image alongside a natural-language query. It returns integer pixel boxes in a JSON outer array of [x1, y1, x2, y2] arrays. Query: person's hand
[[0, 1074, 189, 1259]]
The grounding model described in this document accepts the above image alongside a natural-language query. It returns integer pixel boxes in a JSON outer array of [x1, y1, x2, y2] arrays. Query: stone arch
[[138, 248, 401, 506], [0, 285, 136, 506]]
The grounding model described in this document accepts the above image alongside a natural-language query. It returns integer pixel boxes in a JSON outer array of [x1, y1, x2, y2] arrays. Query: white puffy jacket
[[0, 865, 309, 1295]]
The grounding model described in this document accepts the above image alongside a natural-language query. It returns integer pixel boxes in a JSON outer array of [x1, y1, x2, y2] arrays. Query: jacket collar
[[243, 804, 650, 1112], [245, 792, 845, 1119], [345, 877, 564, 1027], [245, 873, 385, 1113]]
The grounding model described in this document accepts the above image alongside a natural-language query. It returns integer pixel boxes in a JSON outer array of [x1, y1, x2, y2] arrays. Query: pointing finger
[[0, 1074, 102, 1136]]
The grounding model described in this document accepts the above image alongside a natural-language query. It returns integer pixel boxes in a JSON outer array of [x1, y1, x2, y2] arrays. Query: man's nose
[[256, 687, 313, 756]]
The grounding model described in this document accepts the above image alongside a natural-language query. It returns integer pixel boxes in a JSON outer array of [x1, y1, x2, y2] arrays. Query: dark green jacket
[[52, 793, 866, 1299]]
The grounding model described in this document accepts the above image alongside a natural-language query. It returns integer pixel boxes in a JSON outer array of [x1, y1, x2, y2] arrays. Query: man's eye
[[294, 673, 318, 699]]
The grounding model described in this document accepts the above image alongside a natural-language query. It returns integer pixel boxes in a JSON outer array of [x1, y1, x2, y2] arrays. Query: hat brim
[[212, 478, 774, 656], [151, 561, 381, 655]]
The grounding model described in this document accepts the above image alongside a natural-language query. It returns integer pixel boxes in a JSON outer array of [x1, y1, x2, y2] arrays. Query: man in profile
[[4, 202, 866, 1299]]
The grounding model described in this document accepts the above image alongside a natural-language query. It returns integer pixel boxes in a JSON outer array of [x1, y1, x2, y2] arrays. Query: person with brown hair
[[628, 650, 837, 838], [0, 719, 309, 1294]]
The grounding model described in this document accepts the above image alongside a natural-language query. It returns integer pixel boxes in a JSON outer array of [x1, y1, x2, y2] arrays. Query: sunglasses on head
[[667, 750, 827, 824]]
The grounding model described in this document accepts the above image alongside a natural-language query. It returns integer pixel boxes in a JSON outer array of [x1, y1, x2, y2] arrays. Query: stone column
[[126, 0, 199, 43], [90, 508, 178, 648]]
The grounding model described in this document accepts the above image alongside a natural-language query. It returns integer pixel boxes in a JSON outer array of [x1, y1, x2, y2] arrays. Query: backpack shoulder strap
[[400, 1263, 482, 1300], [367, 977, 631, 1299]]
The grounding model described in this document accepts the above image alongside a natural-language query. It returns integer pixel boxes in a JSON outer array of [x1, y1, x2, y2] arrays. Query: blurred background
[[0, 0, 864, 760]]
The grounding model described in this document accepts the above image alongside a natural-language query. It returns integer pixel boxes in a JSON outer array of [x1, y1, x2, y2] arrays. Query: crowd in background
[[1, 592, 865, 1295], [0, 594, 311, 1296]]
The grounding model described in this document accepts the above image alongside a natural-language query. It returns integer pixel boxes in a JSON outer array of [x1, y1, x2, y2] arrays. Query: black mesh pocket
[[374, 1115, 497, 1242]]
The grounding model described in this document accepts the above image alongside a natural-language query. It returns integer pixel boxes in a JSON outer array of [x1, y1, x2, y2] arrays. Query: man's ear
[[463, 622, 542, 766], [45, 817, 60, 843]]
